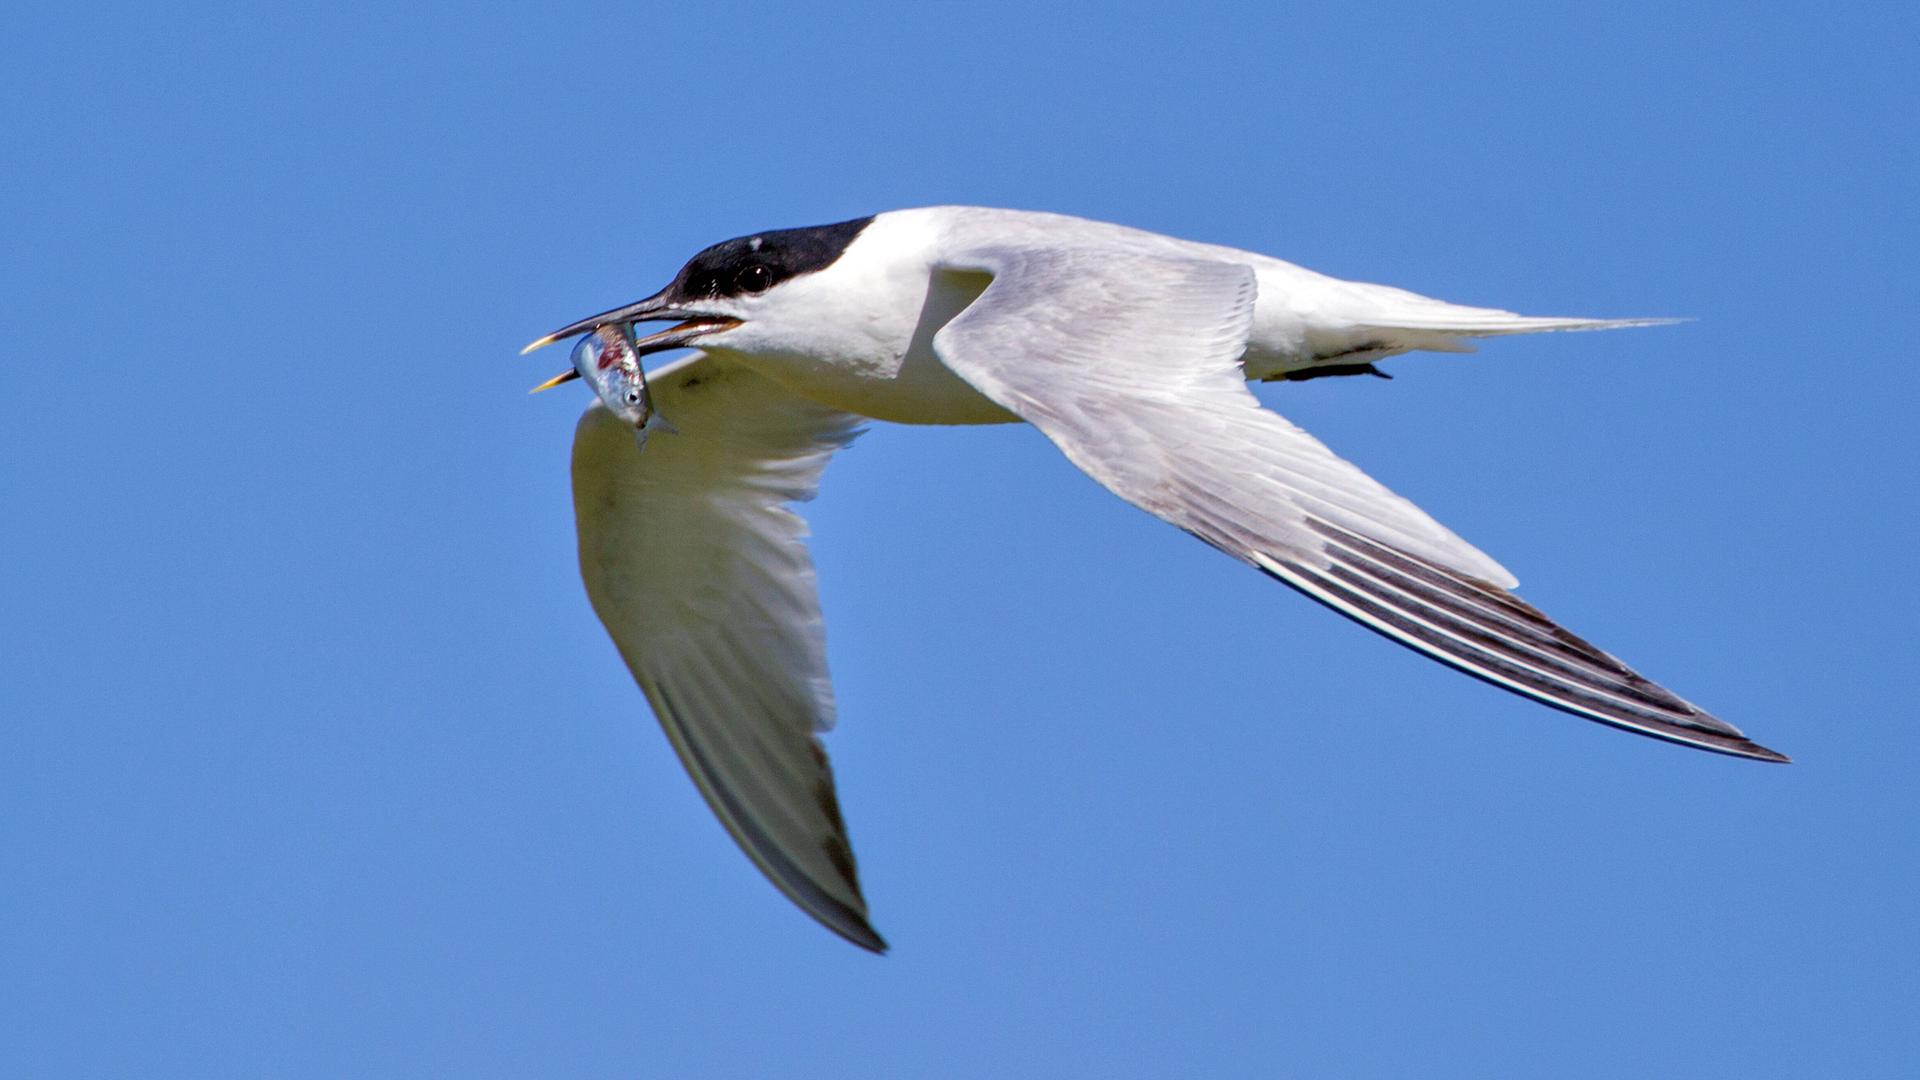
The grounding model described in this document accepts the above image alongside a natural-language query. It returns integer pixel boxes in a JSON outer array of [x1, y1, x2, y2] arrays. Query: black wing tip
[[1253, 556, 1794, 766], [808, 898, 887, 953], [1712, 737, 1791, 765], [647, 683, 891, 953], [1642, 701, 1791, 765], [814, 882, 890, 955], [1645, 715, 1790, 763], [1592, 726, 1791, 765], [837, 919, 891, 954]]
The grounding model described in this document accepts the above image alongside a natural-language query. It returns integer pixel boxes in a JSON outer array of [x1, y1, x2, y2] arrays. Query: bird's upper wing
[[570, 352, 887, 951], [931, 246, 1784, 762]]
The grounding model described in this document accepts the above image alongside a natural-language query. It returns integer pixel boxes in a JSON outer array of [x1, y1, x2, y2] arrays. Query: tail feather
[[1359, 310, 1684, 337], [1259, 291, 1684, 382]]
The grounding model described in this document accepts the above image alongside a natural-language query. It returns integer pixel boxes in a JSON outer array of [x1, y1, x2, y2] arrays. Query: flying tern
[[525, 206, 1786, 953]]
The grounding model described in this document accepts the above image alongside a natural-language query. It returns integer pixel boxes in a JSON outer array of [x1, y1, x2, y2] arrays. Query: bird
[[523, 206, 1786, 954]]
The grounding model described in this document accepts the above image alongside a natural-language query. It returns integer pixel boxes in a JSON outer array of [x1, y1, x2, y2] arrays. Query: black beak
[[520, 290, 740, 356]]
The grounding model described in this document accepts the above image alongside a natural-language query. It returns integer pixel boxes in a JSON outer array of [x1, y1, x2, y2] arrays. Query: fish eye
[[624, 389, 641, 405], [736, 264, 773, 294]]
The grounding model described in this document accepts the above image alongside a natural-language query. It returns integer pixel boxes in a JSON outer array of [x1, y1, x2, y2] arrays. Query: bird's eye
[[736, 264, 773, 294]]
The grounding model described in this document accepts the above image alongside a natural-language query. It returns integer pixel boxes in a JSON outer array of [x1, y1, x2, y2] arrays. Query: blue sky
[[5, 2, 1916, 1076]]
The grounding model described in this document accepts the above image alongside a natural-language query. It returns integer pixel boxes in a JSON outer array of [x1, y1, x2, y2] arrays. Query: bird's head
[[523, 216, 876, 378]]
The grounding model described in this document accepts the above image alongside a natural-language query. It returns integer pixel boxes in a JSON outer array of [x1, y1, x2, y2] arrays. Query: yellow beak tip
[[520, 335, 558, 356], [528, 370, 580, 394]]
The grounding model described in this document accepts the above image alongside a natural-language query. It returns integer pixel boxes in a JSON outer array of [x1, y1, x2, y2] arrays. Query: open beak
[[520, 290, 742, 356]]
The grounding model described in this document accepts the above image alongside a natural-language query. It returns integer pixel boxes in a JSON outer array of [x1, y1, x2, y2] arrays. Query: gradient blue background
[[5, 3, 1916, 1076]]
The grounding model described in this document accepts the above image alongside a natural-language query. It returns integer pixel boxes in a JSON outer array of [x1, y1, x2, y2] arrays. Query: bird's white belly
[[757, 347, 1021, 425]]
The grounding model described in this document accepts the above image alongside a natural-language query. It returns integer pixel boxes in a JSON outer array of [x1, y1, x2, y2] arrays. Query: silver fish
[[552, 323, 676, 451]]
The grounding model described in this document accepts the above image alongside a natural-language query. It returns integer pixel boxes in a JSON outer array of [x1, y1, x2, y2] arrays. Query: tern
[[525, 206, 1786, 953]]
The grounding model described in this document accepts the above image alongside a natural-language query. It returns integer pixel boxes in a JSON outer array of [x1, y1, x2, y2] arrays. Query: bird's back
[[905, 206, 1665, 381]]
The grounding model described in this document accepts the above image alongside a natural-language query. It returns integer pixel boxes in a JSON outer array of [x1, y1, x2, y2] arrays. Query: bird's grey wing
[[931, 247, 1784, 762], [571, 352, 886, 951]]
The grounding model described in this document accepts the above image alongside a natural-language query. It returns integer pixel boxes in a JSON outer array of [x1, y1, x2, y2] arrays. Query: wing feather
[[930, 247, 1784, 762], [571, 353, 889, 951]]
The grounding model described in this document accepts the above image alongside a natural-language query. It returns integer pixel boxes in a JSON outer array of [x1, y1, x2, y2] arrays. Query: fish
[[534, 323, 676, 451]]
